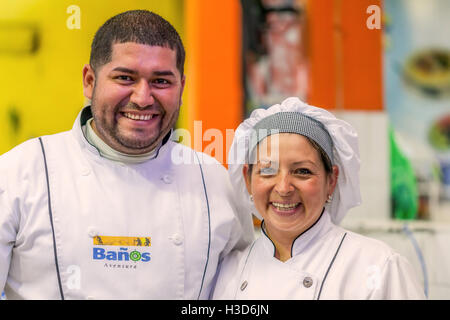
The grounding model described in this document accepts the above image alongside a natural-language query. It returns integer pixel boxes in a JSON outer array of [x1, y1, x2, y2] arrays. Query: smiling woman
[[244, 133, 337, 261], [212, 97, 426, 300]]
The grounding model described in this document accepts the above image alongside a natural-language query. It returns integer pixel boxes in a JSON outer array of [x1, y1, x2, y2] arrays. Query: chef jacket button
[[240, 280, 248, 291], [161, 174, 172, 184], [171, 233, 183, 245], [87, 227, 98, 238], [303, 277, 313, 288]]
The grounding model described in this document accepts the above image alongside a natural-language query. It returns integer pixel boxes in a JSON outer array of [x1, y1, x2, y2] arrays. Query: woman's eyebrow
[[293, 160, 317, 167]]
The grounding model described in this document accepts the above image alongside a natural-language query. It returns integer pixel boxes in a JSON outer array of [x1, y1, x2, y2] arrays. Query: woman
[[212, 97, 425, 299]]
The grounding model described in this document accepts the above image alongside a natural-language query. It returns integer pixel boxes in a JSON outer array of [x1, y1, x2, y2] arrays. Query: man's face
[[83, 42, 185, 154]]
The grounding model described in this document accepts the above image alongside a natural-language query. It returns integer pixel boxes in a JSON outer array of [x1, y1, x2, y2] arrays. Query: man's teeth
[[123, 112, 153, 120], [272, 202, 300, 210]]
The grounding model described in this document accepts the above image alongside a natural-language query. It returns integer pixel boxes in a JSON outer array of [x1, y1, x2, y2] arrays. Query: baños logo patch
[[92, 235, 151, 269], [93, 235, 151, 247]]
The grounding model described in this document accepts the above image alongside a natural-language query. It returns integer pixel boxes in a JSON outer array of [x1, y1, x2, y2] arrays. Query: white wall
[[335, 111, 391, 224]]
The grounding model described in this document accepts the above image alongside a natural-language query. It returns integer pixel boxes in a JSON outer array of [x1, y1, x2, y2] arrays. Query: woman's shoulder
[[343, 228, 395, 252], [334, 226, 400, 265], [321, 226, 425, 299]]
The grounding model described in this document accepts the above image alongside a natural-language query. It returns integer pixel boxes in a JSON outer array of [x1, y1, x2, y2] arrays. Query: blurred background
[[1, 0, 449, 299]]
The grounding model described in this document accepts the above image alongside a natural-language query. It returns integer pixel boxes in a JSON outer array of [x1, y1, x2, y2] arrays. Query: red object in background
[[265, 8, 308, 99], [244, 0, 309, 112]]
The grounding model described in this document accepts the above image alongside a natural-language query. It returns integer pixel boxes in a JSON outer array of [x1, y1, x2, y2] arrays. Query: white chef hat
[[228, 97, 361, 224]]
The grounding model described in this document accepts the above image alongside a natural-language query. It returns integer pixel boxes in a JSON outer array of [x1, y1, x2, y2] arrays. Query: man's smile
[[122, 112, 156, 121]]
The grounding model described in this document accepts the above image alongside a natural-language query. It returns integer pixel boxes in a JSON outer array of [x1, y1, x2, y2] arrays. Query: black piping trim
[[260, 207, 326, 259], [317, 232, 347, 300], [39, 137, 65, 300], [242, 241, 257, 271], [234, 240, 257, 299], [290, 207, 325, 257], [260, 220, 277, 257], [195, 152, 211, 300]]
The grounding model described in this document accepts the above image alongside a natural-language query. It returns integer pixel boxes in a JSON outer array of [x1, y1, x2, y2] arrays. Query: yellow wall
[[0, 0, 184, 154], [1, 0, 384, 156]]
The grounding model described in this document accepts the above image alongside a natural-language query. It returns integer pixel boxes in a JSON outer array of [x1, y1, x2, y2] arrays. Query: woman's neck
[[264, 227, 296, 262], [273, 239, 293, 262], [264, 208, 326, 262]]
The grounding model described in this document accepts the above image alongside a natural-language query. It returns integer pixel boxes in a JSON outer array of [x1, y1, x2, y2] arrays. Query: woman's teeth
[[123, 112, 153, 121], [272, 202, 300, 210]]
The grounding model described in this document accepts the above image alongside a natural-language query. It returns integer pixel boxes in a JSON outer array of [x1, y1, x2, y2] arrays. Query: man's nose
[[274, 173, 294, 196], [131, 80, 155, 108]]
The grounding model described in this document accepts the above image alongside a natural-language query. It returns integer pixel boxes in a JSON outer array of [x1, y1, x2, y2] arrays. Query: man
[[0, 10, 254, 299]]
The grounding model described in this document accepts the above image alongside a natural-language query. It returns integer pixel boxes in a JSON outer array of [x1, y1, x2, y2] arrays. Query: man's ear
[[243, 164, 252, 196], [179, 75, 186, 105], [82, 64, 96, 100], [181, 75, 186, 93]]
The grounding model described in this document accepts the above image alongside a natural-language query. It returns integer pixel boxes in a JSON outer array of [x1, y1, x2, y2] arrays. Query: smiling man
[[0, 10, 254, 300], [84, 42, 184, 155]]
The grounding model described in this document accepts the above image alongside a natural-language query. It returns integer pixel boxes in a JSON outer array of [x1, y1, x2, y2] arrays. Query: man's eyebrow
[[153, 70, 175, 77], [111, 67, 137, 74], [110, 68, 175, 77]]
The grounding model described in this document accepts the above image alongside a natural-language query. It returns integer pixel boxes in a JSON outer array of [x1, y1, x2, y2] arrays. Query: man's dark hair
[[89, 10, 185, 76]]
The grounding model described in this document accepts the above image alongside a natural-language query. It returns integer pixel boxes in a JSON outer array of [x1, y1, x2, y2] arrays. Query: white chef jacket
[[212, 210, 426, 300], [0, 107, 254, 300]]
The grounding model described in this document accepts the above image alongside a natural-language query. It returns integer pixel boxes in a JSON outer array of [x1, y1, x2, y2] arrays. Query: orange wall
[[307, 0, 337, 110], [184, 0, 242, 164], [308, 0, 383, 111]]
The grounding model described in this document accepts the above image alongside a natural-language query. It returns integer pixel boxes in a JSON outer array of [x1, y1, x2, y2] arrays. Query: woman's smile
[[270, 201, 302, 216]]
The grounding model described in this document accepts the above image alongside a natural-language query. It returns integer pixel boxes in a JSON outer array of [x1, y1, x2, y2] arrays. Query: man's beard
[[90, 98, 180, 154]]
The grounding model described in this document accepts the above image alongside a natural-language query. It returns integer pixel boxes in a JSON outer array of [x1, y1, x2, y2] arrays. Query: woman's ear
[[328, 165, 339, 195], [242, 164, 253, 196]]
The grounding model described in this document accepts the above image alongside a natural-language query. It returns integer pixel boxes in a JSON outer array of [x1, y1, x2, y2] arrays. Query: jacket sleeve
[[0, 172, 19, 293], [370, 253, 426, 299], [201, 157, 255, 259], [219, 165, 255, 257], [225, 177, 255, 250]]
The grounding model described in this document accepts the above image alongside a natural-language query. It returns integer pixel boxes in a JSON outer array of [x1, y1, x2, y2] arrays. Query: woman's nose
[[131, 80, 155, 108], [274, 173, 294, 196]]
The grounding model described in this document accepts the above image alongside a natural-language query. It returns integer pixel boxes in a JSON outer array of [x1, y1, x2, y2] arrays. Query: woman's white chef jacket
[[0, 107, 254, 300], [212, 210, 426, 300]]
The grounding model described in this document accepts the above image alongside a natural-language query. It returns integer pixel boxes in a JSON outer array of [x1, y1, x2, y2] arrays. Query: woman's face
[[244, 133, 338, 242]]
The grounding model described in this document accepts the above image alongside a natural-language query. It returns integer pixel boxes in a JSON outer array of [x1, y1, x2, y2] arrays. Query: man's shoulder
[[166, 141, 231, 188], [167, 140, 226, 168], [0, 131, 72, 167]]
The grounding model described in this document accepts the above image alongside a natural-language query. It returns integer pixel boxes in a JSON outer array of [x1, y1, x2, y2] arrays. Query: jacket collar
[[260, 208, 333, 258]]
